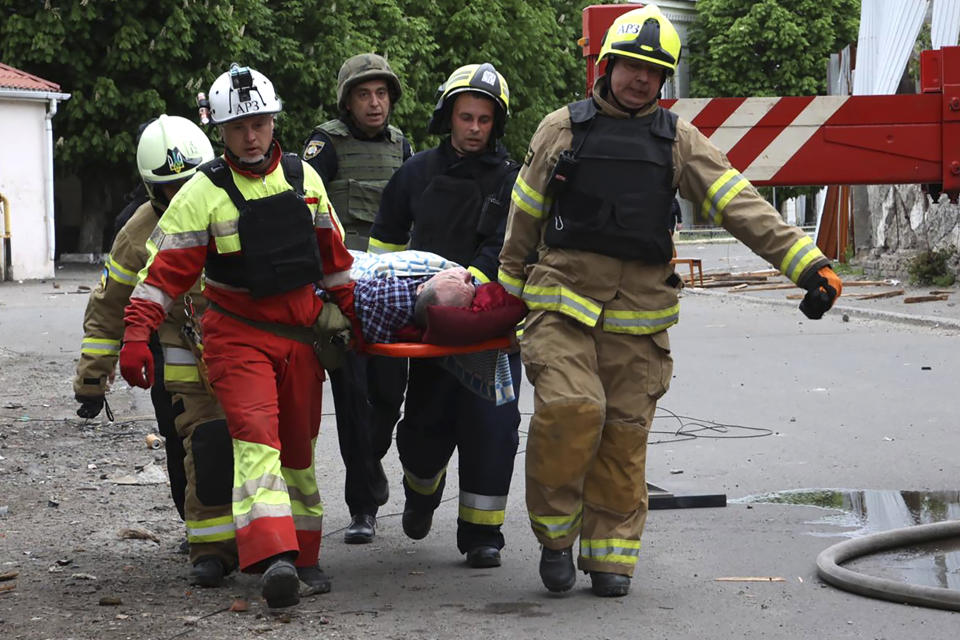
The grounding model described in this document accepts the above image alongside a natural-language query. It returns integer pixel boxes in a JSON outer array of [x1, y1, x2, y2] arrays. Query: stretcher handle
[[364, 336, 511, 358]]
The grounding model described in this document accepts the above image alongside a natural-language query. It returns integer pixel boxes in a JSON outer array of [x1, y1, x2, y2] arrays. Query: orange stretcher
[[364, 336, 511, 358]]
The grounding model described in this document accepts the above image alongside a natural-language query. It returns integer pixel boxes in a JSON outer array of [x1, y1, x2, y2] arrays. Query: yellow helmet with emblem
[[598, 4, 682, 76], [427, 62, 510, 138]]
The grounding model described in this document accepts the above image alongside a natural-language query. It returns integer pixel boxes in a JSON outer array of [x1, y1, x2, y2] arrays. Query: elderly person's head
[[413, 267, 475, 327]]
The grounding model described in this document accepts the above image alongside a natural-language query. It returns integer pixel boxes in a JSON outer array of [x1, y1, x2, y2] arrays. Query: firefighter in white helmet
[[499, 4, 843, 597], [75, 115, 238, 587], [119, 64, 359, 609]]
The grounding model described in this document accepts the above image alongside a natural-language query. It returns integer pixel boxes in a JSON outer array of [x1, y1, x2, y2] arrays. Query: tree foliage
[[687, 0, 860, 98], [686, 0, 859, 205], [1, 0, 591, 249]]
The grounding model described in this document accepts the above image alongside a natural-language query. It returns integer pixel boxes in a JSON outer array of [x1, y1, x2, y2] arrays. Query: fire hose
[[816, 519, 960, 611]]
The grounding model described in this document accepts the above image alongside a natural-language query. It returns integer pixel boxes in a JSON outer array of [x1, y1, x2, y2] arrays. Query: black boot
[[590, 571, 631, 597], [189, 556, 225, 588], [402, 507, 433, 540], [466, 546, 502, 568], [539, 546, 576, 592], [297, 564, 332, 595], [344, 513, 376, 544], [261, 554, 300, 608]]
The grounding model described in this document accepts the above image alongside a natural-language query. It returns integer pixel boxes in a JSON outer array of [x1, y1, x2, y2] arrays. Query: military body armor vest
[[545, 99, 677, 263], [317, 119, 404, 229], [201, 154, 324, 299]]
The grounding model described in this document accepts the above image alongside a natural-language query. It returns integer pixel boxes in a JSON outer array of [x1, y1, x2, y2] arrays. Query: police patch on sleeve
[[523, 147, 535, 167], [303, 139, 325, 160]]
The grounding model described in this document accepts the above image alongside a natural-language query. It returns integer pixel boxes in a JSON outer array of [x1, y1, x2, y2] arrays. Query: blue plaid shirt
[[354, 274, 431, 343]]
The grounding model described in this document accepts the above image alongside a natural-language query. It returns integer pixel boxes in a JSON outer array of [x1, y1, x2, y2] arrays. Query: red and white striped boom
[[582, 4, 960, 201]]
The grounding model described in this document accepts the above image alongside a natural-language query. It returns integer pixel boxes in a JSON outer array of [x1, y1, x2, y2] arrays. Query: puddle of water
[[849, 538, 960, 590], [734, 489, 960, 589]]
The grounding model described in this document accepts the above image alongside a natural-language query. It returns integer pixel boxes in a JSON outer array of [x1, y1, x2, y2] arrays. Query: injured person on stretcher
[[330, 250, 527, 406], [346, 250, 527, 347]]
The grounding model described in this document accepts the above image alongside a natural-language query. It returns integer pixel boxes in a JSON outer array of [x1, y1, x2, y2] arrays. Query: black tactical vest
[[545, 99, 677, 263], [408, 151, 517, 267], [201, 154, 324, 299]]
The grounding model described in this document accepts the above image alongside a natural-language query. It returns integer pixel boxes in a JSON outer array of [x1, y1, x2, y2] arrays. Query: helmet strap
[[224, 140, 276, 173]]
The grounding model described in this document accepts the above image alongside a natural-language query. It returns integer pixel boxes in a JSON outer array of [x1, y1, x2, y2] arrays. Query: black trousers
[[149, 335, 187, 521], [397, 353, 521, 553], [329, 351, 408, 516]]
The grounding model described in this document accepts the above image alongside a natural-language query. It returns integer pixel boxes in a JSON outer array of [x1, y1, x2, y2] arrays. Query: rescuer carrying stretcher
[[120, 63, 359, 609], [498, 4, 843, 598]]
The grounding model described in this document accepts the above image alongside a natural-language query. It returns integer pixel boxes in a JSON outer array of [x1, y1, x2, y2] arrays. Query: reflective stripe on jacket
[[74, 201, 203, 396], [498, 77, 829, 334]]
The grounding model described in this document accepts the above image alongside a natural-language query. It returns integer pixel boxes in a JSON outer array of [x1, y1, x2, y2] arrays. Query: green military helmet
[[337, 53, 402, 112]]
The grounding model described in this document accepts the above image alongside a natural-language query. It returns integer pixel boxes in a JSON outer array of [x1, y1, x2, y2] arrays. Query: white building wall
[[0, 98, 54, 279]]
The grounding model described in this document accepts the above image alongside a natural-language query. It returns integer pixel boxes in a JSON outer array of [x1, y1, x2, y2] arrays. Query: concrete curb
[[684, 287, 960, 331]]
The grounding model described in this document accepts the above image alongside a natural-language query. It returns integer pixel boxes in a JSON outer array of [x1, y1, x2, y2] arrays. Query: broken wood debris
[[118, 527, 161, 543], [904, 294, 950, 303], [848, 289, 904, 301]]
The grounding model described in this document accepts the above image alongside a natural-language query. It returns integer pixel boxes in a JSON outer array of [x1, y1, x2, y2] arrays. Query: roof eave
[[0, 88, 72, 102]]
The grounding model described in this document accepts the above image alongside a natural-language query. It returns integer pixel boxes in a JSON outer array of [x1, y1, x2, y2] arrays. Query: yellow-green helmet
[[427, 63, 510, 138], [598, 5, 682, 76]]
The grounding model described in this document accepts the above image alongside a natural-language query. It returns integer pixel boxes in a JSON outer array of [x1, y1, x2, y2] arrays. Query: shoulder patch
[[523, 147, 535, 167], [303, 139, 325, 161]]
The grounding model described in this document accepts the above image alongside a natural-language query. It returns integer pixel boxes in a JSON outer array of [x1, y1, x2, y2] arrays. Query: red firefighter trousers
[[202, 311, 326, 572]]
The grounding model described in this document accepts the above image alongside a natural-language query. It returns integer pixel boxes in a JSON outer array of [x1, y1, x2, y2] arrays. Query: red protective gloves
[[119, 340, 154, 389]]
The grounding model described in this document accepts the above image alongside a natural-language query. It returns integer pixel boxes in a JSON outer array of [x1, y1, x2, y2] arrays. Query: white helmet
[[136, 114, 215, 201], [207, 63, 282, 124]]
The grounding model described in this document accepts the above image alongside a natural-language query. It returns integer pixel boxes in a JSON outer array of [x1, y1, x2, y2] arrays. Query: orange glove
[[799, 266, 842, 320], [119, 340, 154, 389]]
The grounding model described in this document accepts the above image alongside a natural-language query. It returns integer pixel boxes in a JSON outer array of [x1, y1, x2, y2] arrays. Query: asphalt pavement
[[1, 259, 958, 638]]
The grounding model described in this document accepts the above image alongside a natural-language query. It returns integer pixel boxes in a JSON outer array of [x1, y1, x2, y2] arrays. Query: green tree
[[688, 0, 860, 98], [0, 0, 591, 251]]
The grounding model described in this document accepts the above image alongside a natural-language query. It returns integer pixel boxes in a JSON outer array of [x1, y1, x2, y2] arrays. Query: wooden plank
[[732, 269, 781, 277], [730, 283, 797, 292], [850, 289, 904, 300], [701, 280, 762, 288], [904, 294, 949, 303], [709, 274, 770, 282]]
